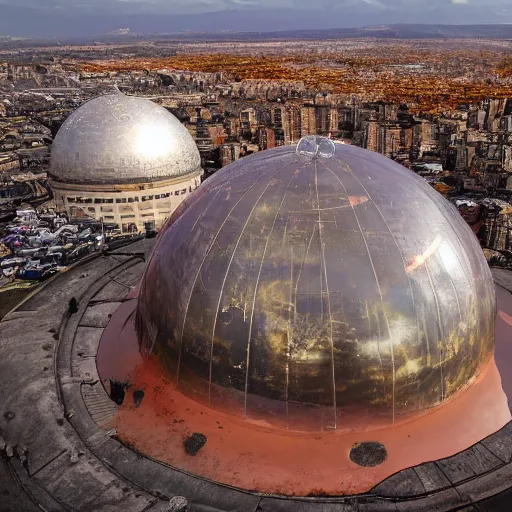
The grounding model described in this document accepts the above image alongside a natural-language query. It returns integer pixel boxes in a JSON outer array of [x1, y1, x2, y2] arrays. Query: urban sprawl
[[2, 37, 512, 289]]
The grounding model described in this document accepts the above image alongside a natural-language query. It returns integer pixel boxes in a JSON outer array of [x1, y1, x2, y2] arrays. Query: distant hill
[[178, 24, 512, 41], [355, 24, 512, 39], [1, 1, 512, 43]]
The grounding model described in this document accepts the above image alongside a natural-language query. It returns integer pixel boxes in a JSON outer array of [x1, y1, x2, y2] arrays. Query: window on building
[[120, 214, 136, 219], [181, 189, 187, 195], [87, 207, 95, 213], [101, 206, 113, 213], [104, 215, 115, 220], [174, 191, 180, 196], [106, 198, 114, 204], [94, 198, 102, 204], [128, 197, 135, 203]]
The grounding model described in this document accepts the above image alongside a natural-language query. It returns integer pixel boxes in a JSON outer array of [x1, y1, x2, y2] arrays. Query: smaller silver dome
[[50, 94, 201, 184]]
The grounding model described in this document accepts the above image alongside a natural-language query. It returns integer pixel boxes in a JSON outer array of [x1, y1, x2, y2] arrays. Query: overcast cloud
[[3, 0, 512, 15], [1, 0, 512, 38]]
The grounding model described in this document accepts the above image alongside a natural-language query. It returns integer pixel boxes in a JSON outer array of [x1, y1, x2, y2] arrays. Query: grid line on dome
[[332, 159, 422, 350], [411, 187, 481, 405], [373, 297, 385, 398], [175, 175, 266, 385], [174, 187, 225, 258], [285, 244, 293, 423], [366, 299, 385, 388], [322, 157, 433, 422], [321, 159, 397, 424], [209, 160, 296, 407], [403, 162, 492, 395], [315, 160, 338, 430], [243, 161, 301, 419], [141, 186, 224, 356], [176, 159, 294, 389], [425, 261, 445, 401], [446, 265, 463, 324]]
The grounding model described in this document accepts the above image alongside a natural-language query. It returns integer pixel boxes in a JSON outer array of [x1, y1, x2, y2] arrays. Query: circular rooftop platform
[[93, 141, 510, 497], [0, 238, 511, 511]]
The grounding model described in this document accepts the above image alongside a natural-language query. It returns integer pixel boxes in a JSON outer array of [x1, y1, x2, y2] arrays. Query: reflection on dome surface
[[136, 140, 496, 431], [50, 94, 201, 184]]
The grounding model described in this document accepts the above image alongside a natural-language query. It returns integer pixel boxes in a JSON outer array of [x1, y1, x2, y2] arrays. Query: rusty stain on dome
[[50, 94, 201, 185], [135, 139, 496, 431]]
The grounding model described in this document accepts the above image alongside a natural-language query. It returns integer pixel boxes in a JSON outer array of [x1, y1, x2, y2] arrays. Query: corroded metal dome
[[136, 137, 496, 431], [50, 94, 201, 184]]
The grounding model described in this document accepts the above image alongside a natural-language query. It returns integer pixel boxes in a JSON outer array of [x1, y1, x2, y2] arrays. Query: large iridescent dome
[[136, 137, 496, 431], [50, 94, 201, 184]]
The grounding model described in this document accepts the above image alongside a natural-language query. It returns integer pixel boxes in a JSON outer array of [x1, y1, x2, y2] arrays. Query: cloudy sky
[[1, 0, 512, 37], [2, 0, 510, 13]]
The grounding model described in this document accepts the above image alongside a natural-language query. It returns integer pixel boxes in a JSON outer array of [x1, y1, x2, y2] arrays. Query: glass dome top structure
[[136, 138, 496, 431]]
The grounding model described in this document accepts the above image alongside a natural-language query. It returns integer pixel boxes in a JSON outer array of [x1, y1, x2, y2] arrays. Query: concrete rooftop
[[0, 238, 511, 512]]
